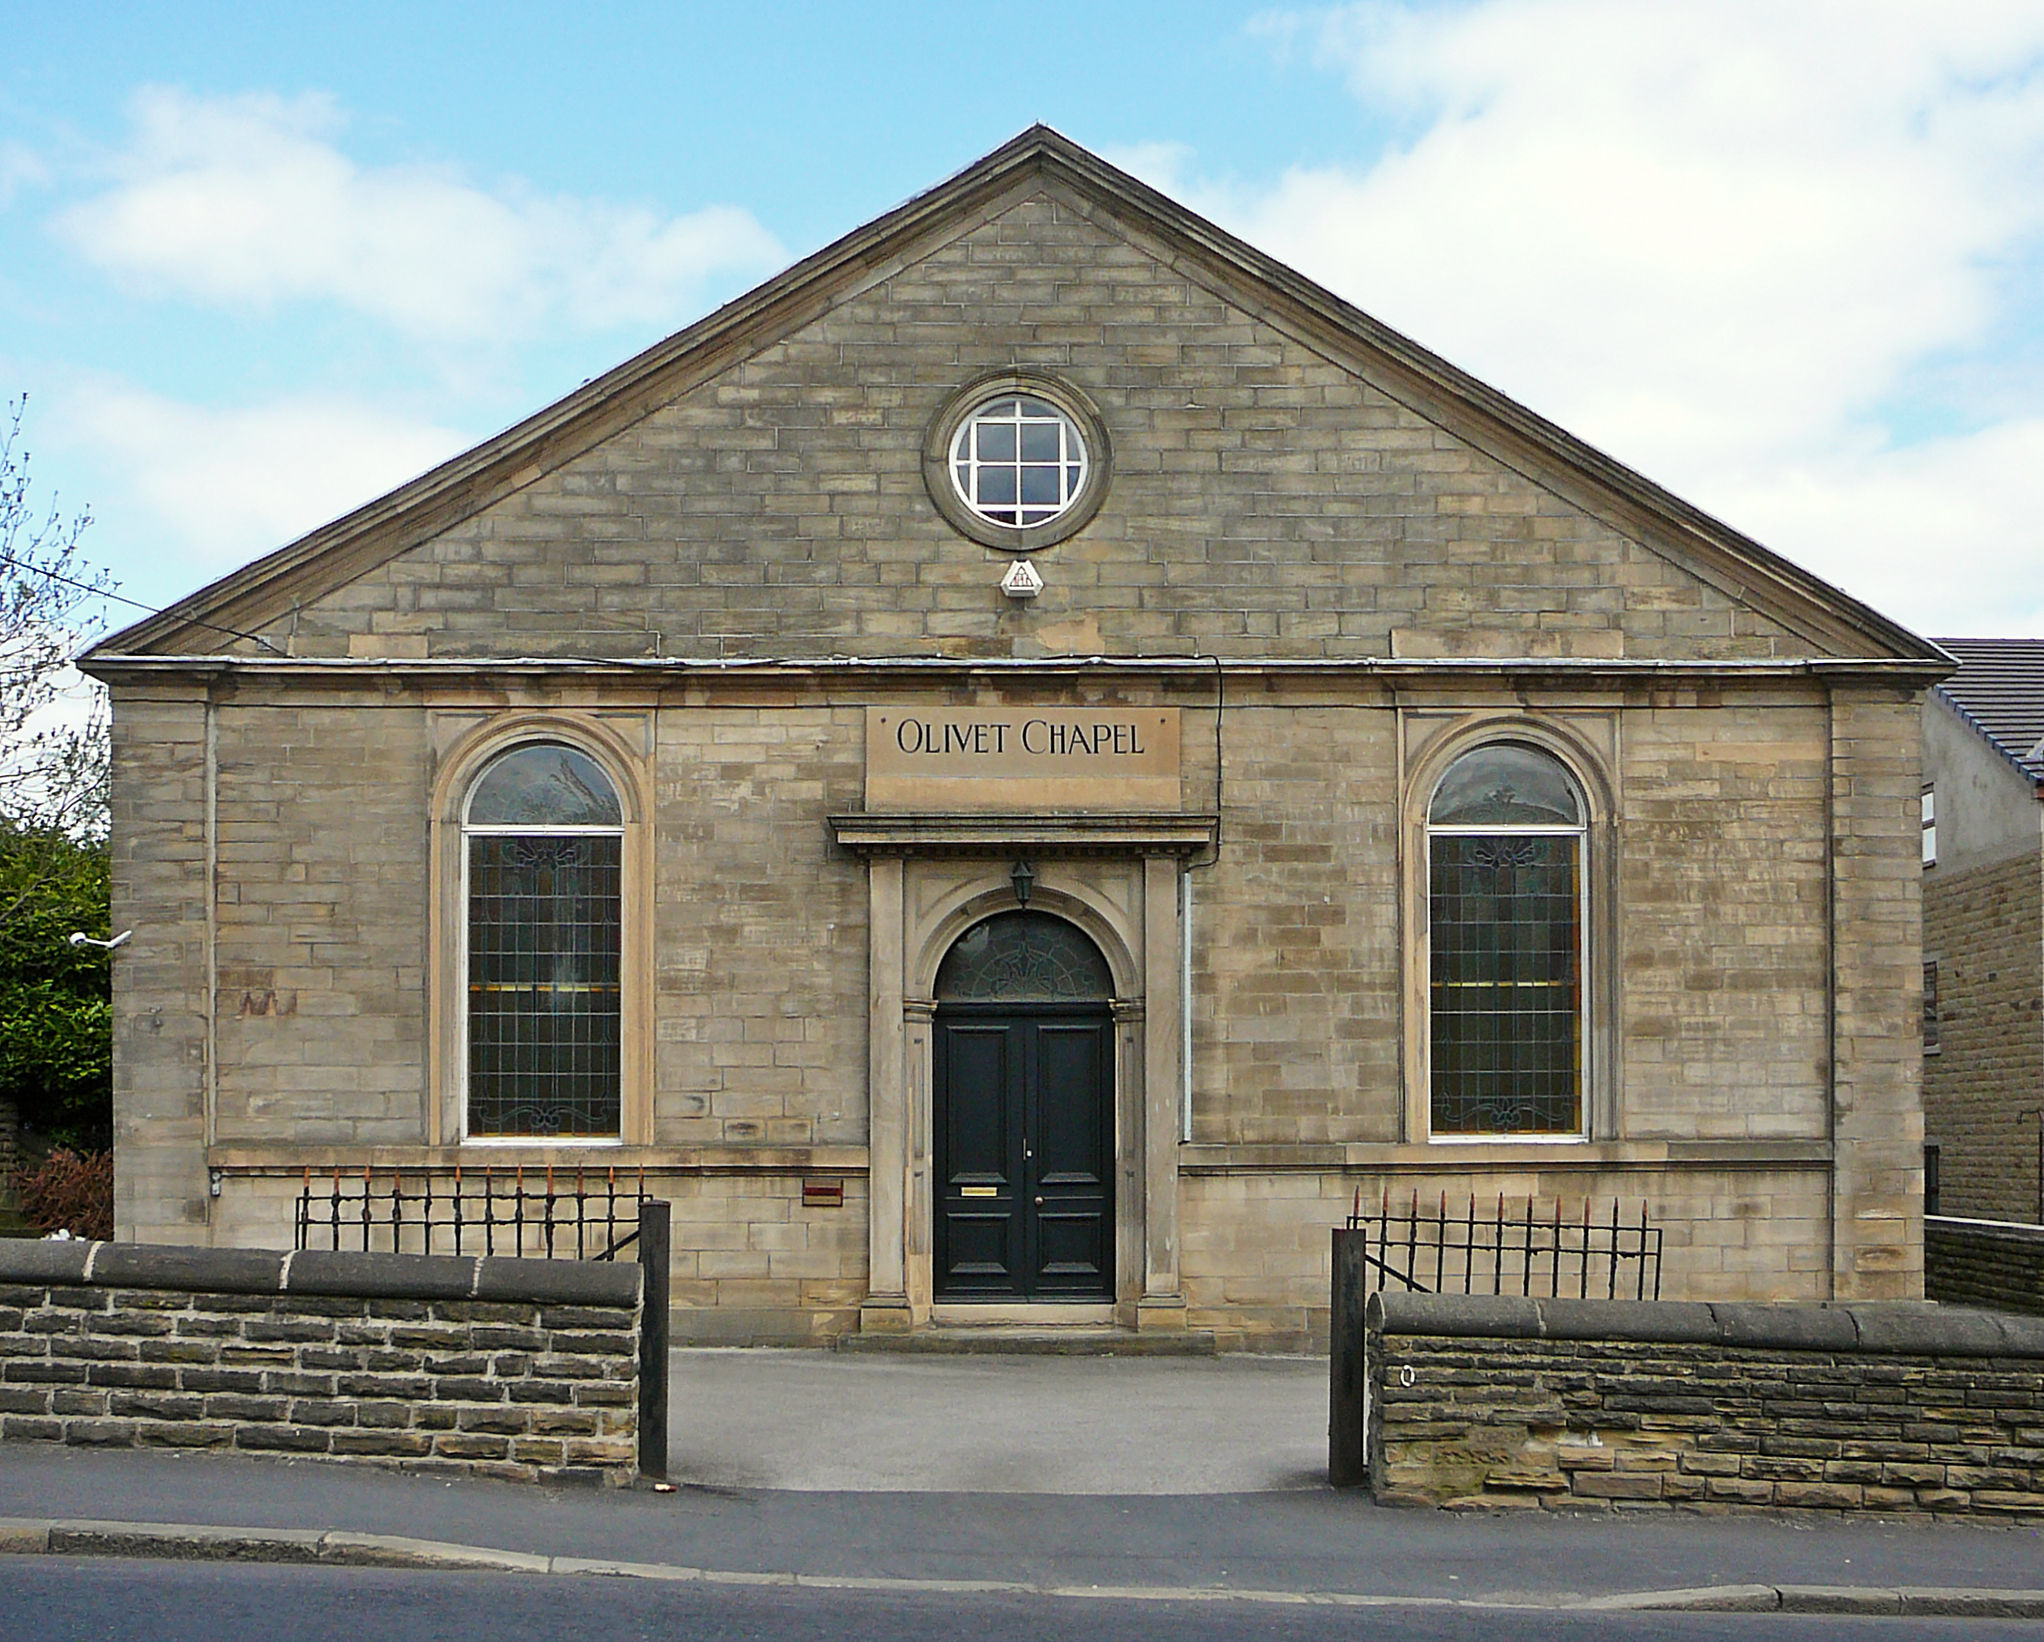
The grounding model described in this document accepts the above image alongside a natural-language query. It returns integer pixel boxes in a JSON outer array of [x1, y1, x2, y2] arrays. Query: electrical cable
[[1, 554, 285, 654]]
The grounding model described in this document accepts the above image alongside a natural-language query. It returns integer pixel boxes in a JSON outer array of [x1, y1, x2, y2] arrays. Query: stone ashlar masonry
[[1365, 1292, 2044, 1517], [0, 1239, 641, 1485], [1922, 850, 2043, 1225], [1928, 1217, 2044, 1320]]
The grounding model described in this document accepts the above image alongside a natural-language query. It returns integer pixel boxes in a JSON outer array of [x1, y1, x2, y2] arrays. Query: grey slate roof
[[1932, 638, 2044, 781]]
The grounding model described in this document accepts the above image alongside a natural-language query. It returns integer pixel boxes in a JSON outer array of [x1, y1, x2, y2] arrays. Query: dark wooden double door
[[934, 1004, 1113, 1300]]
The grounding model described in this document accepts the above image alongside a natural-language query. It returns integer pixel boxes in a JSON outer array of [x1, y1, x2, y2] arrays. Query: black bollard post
[[1329, 1227, 1368, 1487], [636, 1198, 670, 1481]]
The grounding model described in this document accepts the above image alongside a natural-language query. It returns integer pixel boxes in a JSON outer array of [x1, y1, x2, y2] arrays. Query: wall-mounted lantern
[[1010, 859, 1036, 907]]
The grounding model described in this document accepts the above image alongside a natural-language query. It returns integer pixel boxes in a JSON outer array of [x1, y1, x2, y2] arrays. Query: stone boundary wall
[[1358, 1291, 2044, 1517], [1928, 1217, 2044, 1319], [0, 1240, 642, 1486]]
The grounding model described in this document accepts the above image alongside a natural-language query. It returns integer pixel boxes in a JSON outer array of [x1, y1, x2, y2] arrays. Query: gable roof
[[89, 125, 1945, 668], [1932, 638, 2044, 783]]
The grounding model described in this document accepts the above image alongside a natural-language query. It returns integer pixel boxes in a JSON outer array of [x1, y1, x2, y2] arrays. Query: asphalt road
[[6, 1558, 2043, 1642]]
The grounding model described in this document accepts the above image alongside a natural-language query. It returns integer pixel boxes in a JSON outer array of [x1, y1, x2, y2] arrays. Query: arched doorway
[[933, 910, 1115, 1300]]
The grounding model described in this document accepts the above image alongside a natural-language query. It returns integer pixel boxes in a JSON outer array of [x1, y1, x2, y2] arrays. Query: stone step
[[838, 1325, 1217, 1357]]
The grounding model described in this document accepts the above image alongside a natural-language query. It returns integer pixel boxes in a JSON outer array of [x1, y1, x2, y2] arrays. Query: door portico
[[831, 815, 1215, 1334]]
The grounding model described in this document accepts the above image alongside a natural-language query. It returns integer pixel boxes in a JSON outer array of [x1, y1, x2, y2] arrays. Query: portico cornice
[[830, 812, 1219, 858]]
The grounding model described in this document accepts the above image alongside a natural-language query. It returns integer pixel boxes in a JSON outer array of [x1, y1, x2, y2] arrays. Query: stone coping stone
[[1928, 1216, 2044, 1247], [93, 1245, 286, 1296], [1369, 1292, 2044, 1359], [473, 1257, 640, 1306], [0, 1241, 640, 1309], [286, 1251, 477, 1301], [0, 1241, 93, 1285]]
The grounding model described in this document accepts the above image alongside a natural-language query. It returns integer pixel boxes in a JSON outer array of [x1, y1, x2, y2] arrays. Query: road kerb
[[2, 1517, 2041, 1617]]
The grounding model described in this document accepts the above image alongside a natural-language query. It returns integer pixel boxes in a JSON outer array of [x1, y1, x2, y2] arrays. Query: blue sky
[[6, 1, 2044, 640]]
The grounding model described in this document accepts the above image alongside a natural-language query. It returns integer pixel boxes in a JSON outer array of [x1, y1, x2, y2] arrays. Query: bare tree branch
[[0, 395, 114, 927]]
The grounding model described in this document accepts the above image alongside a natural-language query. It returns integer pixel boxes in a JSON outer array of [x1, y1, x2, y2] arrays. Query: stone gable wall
[[1190, 1165, 1835, 1353], [1617, 704, 1830, 1141], [1192, 703, 1399, 1143], [653, 704, 868, 1149], [1829, 688, 1928, 1297], [1922, 851, 2044, 1225], [110, 694, 211, 1245], [212, 705, 431, 1149], [97, 192, 1929, 1339], [182, 685, 1848, 1161], [259, 196, 1811, 666], [107, 673, 1925, 1338]]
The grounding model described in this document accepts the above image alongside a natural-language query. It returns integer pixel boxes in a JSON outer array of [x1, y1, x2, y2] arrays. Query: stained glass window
[[936, 912, 1113, 1003], [1428, 744, 1586, 1137], [468, 744, 622, 828], [464, 744, 623, 1138]]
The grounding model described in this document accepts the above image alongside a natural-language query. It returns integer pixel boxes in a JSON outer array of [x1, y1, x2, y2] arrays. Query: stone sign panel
[[865, 707, 1181, 810]]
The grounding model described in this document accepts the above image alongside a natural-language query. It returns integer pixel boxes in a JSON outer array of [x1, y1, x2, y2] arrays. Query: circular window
[[922, 373, 1111, 551], [950, 397, 1088, 530]]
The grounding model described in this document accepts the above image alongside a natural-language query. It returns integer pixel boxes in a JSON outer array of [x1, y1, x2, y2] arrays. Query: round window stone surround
[[921, 371, 1112, 552]]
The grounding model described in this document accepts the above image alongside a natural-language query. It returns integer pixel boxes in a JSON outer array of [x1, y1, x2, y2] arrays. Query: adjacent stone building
[[83, 128, 1943, 1349], [1921, 639, 2044, 1228]]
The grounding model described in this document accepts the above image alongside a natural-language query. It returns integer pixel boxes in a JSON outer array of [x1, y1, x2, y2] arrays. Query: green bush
[[0, 827, 112, 1149]]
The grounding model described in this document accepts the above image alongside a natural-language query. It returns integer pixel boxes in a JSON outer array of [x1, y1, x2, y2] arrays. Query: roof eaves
[[1931, 683, 2044, 789]]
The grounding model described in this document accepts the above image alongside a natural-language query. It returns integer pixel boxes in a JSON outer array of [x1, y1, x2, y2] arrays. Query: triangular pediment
[[89, 126, 1941, 670]]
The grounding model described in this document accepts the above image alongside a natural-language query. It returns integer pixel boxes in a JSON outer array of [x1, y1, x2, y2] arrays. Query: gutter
[[79, 652, 1955, 687]]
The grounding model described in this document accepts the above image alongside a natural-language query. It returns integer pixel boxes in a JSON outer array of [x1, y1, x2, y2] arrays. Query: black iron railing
[[293, 1164, 653, 1261], [1345, 1189, 1662, 1301]]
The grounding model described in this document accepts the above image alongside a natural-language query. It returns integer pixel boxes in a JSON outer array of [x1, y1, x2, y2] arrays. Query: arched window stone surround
[[428, 711, 655, 1149], [1399, 710, 1620, 1146]]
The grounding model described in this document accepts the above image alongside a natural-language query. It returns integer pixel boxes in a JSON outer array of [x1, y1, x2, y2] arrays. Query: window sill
[[1423, 1132, 1587, 1146], [207, 1142, 872, 1175], [1177, 1139, 1834, 1173]]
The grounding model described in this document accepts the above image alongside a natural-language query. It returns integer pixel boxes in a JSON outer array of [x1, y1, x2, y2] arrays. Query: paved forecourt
[[665, 1348, 1328, 1494]]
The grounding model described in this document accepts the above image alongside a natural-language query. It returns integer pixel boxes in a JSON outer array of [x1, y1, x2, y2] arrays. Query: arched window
[[935, 911, 1114, 1002], [462, 743, 624, 1138], [1426, 743, 1587, 1138]]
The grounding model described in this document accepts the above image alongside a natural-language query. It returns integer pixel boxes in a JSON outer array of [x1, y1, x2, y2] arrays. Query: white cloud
[[56, 380, 468, 567], [0, 141, 50, 207], [55, 88, 785, 344], [1097, 140, 1197, 195], [1729, 421, 2044, 638], [1216, 1, 2044, 634]]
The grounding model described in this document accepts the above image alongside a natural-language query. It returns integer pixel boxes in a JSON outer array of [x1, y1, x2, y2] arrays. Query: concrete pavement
[[666, 1348, 1327, 1493]]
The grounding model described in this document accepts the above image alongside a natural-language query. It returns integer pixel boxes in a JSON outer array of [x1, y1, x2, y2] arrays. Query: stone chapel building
[[84, 128, 1941, 1349]]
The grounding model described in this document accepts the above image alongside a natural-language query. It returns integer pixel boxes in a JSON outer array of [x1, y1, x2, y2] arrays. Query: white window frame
[[948, 396, 1090, 531], [458, 751, 628, 1147], [1423, 754, 1592, 1145]]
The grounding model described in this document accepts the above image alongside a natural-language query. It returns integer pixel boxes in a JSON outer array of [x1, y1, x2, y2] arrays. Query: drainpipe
[[1180, 865, 1193, 1143], [2023, 1110, 2044, 1228]]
